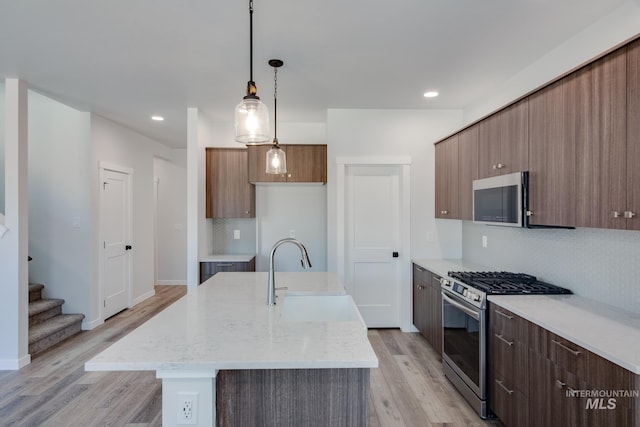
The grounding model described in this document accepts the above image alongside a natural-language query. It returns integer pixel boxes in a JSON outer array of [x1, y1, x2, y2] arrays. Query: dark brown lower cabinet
[[199, 258, 256, 283], [412, 264, 442, 357], [216, 368, 370, 427], [490, 302, 639, 427]]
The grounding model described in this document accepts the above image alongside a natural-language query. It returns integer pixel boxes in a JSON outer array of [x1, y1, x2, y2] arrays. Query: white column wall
[[0, 82, 5, 214], [0, 79, 29, 369]]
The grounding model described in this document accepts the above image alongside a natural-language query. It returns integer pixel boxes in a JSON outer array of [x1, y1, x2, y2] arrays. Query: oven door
[[441, 289, 486, 400]]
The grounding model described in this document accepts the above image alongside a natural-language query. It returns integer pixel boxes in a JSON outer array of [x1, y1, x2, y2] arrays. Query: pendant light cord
[[249, 0, 254, 83], [273, 66, 278, 142]]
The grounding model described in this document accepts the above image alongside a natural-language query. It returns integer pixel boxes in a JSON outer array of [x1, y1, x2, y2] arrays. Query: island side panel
[[216, 368, 370, 427]]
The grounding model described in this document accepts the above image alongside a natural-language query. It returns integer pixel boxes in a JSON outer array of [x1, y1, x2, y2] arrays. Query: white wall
[[91, 114, 183, 320], [326, 109, 464, 273], [27, 91, 92, 320], [255, 185, 327, 272], [154, 155, 187, 284], [0, 82, 5, 214]]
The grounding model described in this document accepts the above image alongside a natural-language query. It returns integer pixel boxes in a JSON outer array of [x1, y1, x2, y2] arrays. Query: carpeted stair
[[28, 283, 85, 356]]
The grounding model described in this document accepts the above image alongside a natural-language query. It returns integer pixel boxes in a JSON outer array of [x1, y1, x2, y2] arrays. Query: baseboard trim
[[0, 354, 31, 370], [132, 289, 156, 306], [156, 280, 187, 286], [82, 317, 104, 331]]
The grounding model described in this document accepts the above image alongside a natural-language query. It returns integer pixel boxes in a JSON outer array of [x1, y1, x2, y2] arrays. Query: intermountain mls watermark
[[566, 389, 639, 410]]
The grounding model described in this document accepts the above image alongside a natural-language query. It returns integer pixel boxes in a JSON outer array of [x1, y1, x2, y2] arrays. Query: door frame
[[336, 156, 412, 331], [98, 161, 134, 321]]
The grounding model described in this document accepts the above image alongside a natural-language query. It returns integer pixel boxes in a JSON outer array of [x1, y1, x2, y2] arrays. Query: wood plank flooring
[[1, 285, 503, 426]]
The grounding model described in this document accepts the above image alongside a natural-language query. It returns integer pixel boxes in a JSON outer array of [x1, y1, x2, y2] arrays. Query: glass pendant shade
[[234, 97, 270, 144], [266, 144, 287, 174]]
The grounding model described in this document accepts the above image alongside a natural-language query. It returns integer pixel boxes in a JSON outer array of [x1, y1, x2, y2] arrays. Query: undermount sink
[[279, 294, 365, 324]]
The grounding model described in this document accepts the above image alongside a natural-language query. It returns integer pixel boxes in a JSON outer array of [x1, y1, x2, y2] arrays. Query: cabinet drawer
[[490, 329, 528, 390], [491, 372, 529, 427], [490, 304, 526, 344], [200, 259, 256, 284], [549, 334, 588, 378]]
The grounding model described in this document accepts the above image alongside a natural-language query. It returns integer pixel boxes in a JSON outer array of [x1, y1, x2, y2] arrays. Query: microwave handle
[[441, 291, 480, 321]]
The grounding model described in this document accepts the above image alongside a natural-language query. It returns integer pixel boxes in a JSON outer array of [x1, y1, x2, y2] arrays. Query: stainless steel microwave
[[472, 171, 527, 227]]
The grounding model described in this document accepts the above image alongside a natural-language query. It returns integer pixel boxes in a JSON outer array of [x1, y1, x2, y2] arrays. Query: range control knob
[[463, 289, 468, 297], [471, 293, 481, 301]]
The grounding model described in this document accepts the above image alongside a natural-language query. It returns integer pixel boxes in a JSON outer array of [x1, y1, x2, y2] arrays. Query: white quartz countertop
[[85, 272, 378, 372], [488, 294, 640, 374], [199, 254, 256, 262]]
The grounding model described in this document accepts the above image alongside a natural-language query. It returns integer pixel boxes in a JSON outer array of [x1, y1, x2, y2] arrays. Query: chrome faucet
[[267, 238, 312, 306]]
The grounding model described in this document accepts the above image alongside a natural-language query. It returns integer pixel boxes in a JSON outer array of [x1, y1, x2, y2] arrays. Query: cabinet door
[[206, 148, 255, 218], [574, 48, 627, 229], [412, 265, 429, 340], [286, 145, 327, 183], [627, 39, 640, 230], [528, 79, 576, 227], [248, 145, 287, 183], [458, 125, 479, 220], [435, 135, 460, 219], [478, 100, 528, 178]]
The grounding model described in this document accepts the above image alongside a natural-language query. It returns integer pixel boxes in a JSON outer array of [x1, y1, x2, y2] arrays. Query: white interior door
[[100, 167, 132, 319], [345, 165, 402, 327]]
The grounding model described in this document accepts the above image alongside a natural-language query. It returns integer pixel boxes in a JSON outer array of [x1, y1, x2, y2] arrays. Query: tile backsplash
[[208, 218, 257, 254], [462, 222, 640, 314]]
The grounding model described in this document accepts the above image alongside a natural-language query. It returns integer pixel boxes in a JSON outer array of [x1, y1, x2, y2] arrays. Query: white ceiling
[[0, 0, 631, 148]]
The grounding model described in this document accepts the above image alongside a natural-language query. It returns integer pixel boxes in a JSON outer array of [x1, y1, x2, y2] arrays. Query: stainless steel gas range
[[440, 271, 571, 419]]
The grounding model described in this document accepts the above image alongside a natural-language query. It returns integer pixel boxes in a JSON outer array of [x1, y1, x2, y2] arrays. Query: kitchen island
[[85, 272, 377, 427]]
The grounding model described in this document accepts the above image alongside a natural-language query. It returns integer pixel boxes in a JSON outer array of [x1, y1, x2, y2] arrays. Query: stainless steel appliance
[[440, 271, 571, 419], [473, 171, 527, 227]]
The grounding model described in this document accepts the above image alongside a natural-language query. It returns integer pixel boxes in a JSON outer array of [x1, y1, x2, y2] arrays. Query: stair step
[[29, 298, 65, 326], [29, 314, 85, 356], [28, 283, 45, 302]]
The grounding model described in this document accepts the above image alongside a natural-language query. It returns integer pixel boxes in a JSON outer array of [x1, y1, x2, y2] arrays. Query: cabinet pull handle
[[495, 379, 514, 395], [440, 210, 448, 215], [495, 333, 514, 346], [556, 379, 566, 389], [552, 339, 581, 356], [216, 263, 233, 267], [624, 211, 636, 218], [612, 211, 622, 218], [496, 163, 505, 169], [494, 309, 513, 320], [416, 267, 424, 272], [526, 210, 533, 217]]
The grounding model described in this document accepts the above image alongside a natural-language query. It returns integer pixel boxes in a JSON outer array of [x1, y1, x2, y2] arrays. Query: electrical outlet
[[234, 229, 240, 240], [482, 235, 488, 248], [426, 231, 435, 242], [289, 229, 296, 238], [177, 392, 198, 425]]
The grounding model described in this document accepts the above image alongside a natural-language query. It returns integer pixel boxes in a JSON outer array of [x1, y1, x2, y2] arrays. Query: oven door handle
[[441, 291, 480, 321]]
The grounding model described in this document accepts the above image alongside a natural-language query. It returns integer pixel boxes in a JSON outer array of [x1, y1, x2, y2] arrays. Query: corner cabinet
[[434, 135, 459, 219], [206, 148, 255, 218], [412, 264, 442, 357], [248, 144, 327, 184]]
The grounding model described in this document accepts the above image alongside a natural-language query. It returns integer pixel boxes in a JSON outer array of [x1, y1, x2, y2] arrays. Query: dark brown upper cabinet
[[206, 148, 255, 219], [248, 144, 327, 184], [435, 135, 460, 219], [458, 125, 479, 221], [528, 79, 576, 227], [478, 99, 529, 179], [573, 48, 627, 230], [626, 38, 640, 230]]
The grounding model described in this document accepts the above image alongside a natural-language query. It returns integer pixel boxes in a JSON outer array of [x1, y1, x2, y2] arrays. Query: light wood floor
[[1, 285, 503, 427]]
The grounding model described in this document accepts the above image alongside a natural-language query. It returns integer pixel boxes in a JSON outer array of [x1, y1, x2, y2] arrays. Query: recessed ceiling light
[[151, 115, 165, 121], [423, 91, 439, 98]]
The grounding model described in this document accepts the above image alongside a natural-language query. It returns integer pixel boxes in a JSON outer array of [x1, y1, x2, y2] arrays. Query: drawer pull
[[416, 267, 424, 272], [495, 333, 514, 346], [552, 339, 581, 356], [216, 263, 234, 267], [494, 309, 513, 320], [495, 379, 514, 395], [556, 379, 566, 389]]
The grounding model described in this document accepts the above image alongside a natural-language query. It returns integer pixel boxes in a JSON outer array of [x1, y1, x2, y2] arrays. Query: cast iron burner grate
[[447, 271, 572, 295]]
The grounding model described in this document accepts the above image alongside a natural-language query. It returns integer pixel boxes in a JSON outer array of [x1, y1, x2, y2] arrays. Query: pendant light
[[234, 0, 269, 144], [266, 59, 287, 175]]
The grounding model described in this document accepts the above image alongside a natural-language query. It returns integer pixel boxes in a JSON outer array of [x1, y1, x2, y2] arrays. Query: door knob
[[125, 245, 132, 250], [392, 252, 399, 258]]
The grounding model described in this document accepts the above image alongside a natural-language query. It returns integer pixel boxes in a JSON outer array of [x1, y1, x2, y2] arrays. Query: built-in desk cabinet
[[200, 258, 256, 284], [206, 148, 255, 218], [412, 264, 442, 357], [248, 144, 327, 184], [489, 302, 639, 427]]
